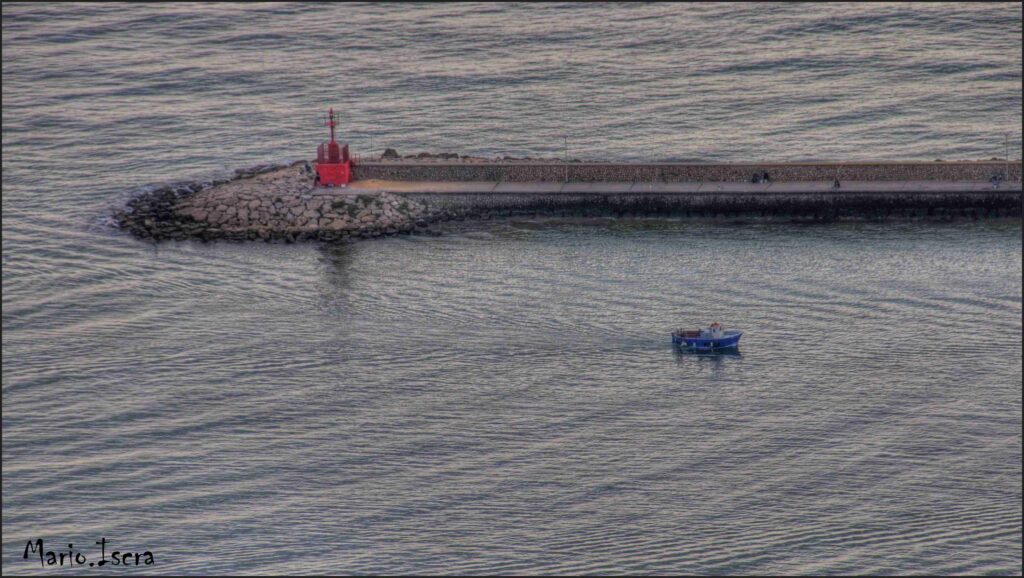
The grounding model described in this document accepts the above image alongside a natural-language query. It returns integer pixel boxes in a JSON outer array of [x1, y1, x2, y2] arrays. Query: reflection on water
[[674, 345, 743, 358], [316, 241, 357, 298], [673, 344, 743, 376]]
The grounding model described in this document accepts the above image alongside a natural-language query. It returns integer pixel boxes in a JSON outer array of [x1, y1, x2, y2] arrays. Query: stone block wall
[[355, 161, 1022, 183], [399, 191, 1022, 220]]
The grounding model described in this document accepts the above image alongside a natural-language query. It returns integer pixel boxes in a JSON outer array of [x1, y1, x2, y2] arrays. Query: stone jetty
[[115, 161, 440, 242], [116, 158, 1022, 243], [355, 158, 1021, 183]]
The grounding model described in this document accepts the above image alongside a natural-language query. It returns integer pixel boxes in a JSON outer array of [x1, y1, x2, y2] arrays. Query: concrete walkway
[[346, 180, 1022, 195]]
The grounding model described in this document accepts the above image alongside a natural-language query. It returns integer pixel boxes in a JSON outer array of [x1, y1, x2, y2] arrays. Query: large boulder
[[381, 148, 399, 159]]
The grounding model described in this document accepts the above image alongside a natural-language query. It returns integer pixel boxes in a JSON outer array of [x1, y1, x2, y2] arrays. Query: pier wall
[[116, 161, 1023, 244], [397, 191, 1022, 221], [355, 161, 1022, 183]]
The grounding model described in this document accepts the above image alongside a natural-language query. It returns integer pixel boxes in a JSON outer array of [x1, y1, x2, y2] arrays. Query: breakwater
[[115, 161, 1022, 243], [355, 160, 1021, 183]]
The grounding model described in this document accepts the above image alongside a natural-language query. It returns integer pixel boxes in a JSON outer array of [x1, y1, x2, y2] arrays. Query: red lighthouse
[[315, 108, 354, 186]]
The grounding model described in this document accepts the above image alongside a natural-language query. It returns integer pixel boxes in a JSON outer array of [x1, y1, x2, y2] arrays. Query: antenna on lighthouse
[[326, 108, 337, 143]]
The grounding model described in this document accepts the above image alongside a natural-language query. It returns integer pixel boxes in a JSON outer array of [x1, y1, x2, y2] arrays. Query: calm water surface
[[2, 3, 1022, 575]]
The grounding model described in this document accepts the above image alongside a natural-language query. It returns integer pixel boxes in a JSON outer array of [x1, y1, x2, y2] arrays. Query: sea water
[[3, 3, 1021, 574]]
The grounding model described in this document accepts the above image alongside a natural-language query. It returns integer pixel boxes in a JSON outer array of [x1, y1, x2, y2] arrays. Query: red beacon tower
[[315, 108, 354, 186]]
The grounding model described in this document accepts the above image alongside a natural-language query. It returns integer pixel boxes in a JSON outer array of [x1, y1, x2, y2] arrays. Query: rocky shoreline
[[114, 161, 454, 243]]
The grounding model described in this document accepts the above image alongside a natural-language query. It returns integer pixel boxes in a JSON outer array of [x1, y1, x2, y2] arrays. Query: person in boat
[[699, 322, 724, 339], [709, 322, 724, 338]]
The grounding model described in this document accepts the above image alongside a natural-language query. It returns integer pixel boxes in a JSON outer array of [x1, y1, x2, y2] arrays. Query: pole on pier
[[563, 135, 568, 183], [1006, 132, 1010, 181]]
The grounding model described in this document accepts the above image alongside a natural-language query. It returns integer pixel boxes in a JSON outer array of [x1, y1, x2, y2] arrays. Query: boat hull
[[672, 330, 742, 349]]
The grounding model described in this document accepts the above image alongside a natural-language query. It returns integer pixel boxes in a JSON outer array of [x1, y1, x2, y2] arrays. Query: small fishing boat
[[672, 322, 742, 350]]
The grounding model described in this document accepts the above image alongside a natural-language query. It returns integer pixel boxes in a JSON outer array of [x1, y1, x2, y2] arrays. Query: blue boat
[[672, 323, 742, 350]]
